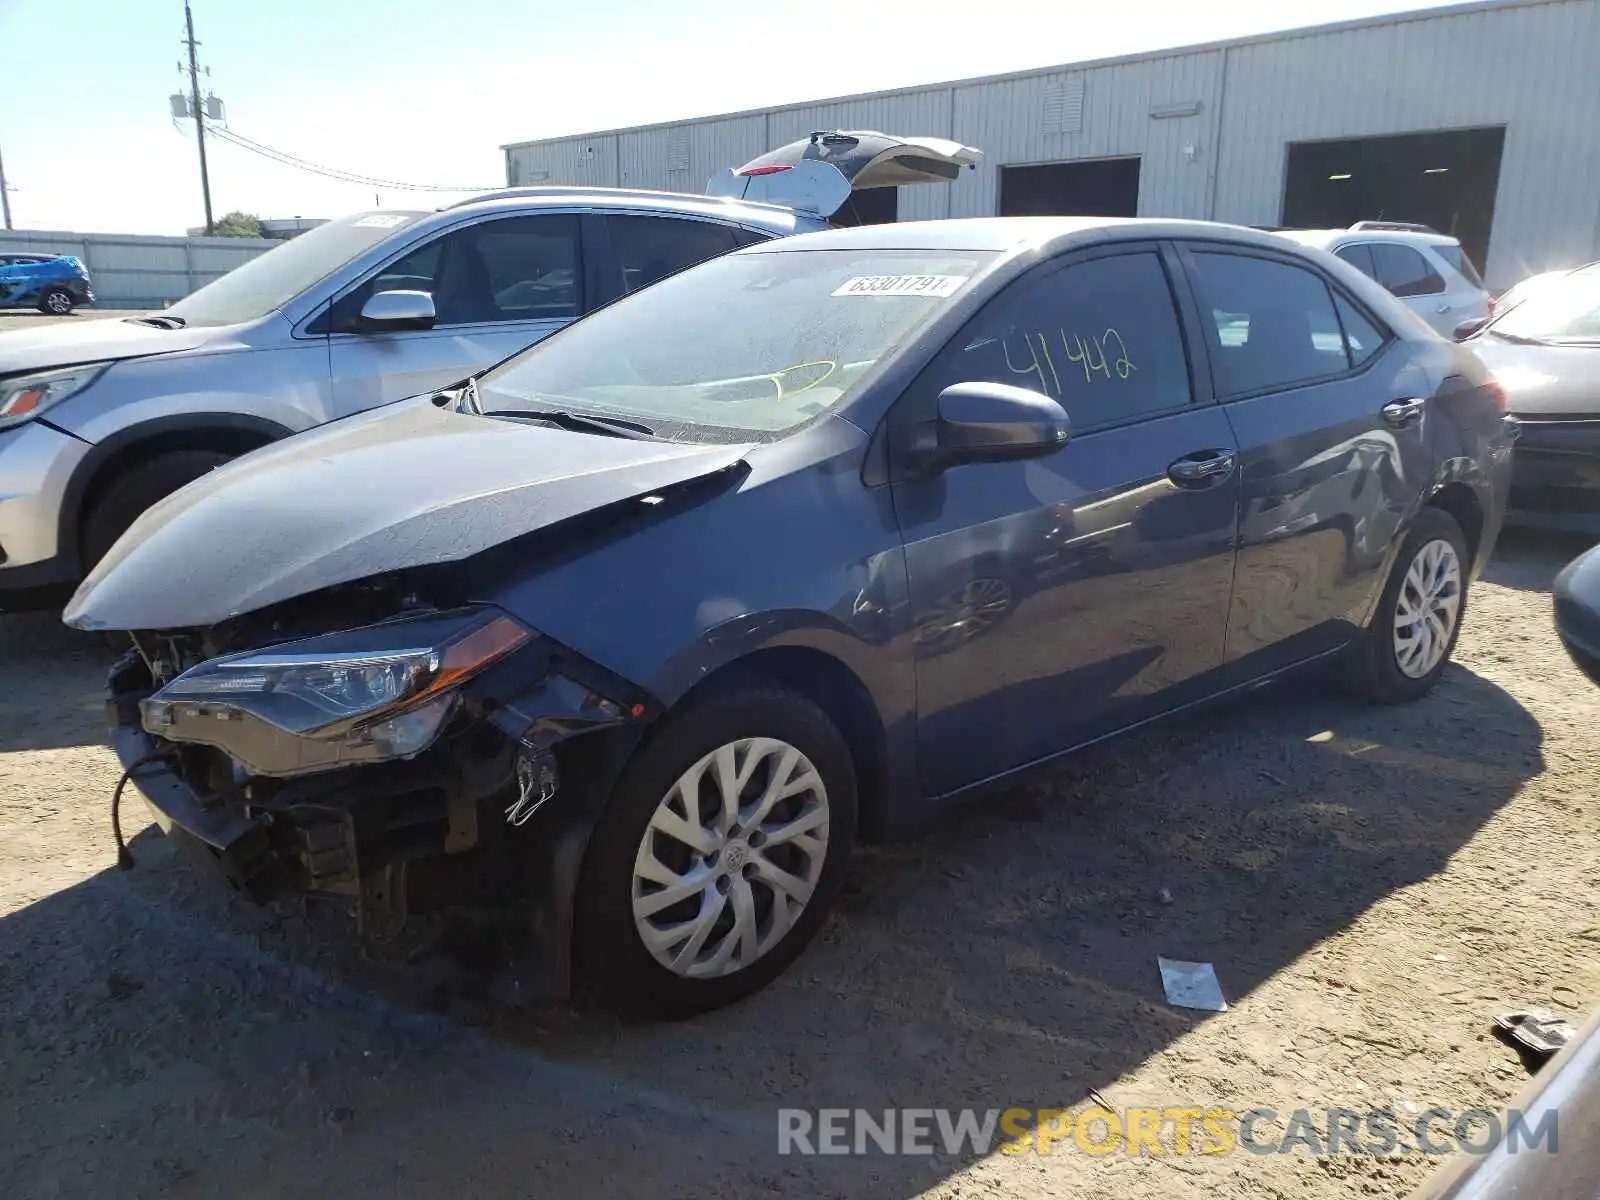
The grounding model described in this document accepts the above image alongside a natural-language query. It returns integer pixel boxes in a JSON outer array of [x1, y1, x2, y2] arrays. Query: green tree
[[211, 211, 262, 238]]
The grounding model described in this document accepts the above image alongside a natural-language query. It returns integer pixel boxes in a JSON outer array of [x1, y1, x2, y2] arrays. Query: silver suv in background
[[0, 131, 979, 610], [1279, 222, 1492, 337]]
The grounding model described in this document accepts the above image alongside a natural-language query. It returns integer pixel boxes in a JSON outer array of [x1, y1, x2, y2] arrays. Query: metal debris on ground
[[1158, 957, 1229, 1012], [1494, 1008, 1576, 1057]]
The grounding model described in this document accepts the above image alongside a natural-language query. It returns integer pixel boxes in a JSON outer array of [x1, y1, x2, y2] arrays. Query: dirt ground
[[2, 530, 1597, 1200]]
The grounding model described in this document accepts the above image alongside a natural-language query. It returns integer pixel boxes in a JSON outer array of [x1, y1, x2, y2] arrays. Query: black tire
[[39, 287, 74, 316], [80, 450, 234, 570], [575, 682, 858, 1018], [1344, 506, 1470, 704]]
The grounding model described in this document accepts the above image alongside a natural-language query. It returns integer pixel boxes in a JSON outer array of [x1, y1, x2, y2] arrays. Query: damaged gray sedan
[[66, 217, 1510, 1016]]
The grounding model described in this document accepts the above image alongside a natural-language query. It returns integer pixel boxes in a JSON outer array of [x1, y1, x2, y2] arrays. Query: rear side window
[[1335, 244, 1378, 280], [1370, 244, 1445, 297], [1434, 244, 1486, 289], [932, 250, 1192, 431], [605, 215, 743, 294], [1188, 252, 1353, 397]]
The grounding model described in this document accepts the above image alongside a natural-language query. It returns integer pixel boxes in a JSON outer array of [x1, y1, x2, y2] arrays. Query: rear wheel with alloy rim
[[577, 683, 856, 1016], [1345, 506, 1470, 703]]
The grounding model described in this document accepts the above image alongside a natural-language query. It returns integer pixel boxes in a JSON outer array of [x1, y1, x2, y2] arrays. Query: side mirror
[[932, 381, 1072, 467], [358, 289, 436, 331], [1452, 316, 1489, 341]]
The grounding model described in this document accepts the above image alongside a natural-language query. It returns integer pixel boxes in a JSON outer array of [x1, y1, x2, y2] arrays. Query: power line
[[199, 120, 497, 193]]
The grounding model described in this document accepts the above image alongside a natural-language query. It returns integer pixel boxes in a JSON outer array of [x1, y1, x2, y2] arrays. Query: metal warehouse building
[[503, 0, 1599, 290]]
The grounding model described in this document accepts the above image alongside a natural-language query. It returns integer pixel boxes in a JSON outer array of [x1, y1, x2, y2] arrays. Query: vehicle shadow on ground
[[1483, 528, 1595, 593], [0, 660, 1543, 1197], [0, 612, 117, 751]]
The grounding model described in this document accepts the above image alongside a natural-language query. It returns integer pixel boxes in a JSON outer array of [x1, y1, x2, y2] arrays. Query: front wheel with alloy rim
[[40, 287, 74, 315], [1345, 506, 1470, 704], [576, 683, 857, 1017]]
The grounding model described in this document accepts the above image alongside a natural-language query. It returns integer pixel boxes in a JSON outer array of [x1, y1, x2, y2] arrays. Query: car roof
[[442, 186, 810, 233], [751, 215, 1309, 255]]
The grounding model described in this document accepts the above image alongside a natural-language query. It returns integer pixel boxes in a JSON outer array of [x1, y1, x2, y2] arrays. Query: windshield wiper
[[127, 314, 186, 330], [479, 408, 659, 439], [1490, 329, 1550, 345]]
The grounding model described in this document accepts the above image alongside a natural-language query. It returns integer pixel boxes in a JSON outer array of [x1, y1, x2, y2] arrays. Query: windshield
[[1490, 263, 1600, 343], [475, 248, 995, 442], [163, 210, 427, 327]]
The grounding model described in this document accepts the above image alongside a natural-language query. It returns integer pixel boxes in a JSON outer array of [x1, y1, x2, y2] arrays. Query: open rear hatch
[[706, 131, 981, 219]]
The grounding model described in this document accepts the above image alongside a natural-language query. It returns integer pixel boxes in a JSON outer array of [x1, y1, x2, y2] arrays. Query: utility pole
[[0, 143, 12, 231], [183, 1, 214, 235]]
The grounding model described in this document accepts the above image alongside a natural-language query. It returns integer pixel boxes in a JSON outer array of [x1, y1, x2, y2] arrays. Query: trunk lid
[[706, 131, 981, 218]]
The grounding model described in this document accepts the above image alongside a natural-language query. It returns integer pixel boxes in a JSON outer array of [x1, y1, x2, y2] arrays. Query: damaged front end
[[106, 577, 654, 993]]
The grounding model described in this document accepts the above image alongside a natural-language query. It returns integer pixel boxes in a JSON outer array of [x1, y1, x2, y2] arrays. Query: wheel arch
[[669, 644, 894, 841], [1426, 479, 1486, 570], [58, 413, 293, 568]]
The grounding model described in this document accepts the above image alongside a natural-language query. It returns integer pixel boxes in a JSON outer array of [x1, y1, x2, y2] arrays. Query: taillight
[[1484, 379, 1508, 412], [736, 163, 793, 177]]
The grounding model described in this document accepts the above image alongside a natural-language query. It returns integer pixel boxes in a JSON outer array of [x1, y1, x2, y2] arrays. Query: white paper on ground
[[1158, 957, 1229, 1011]]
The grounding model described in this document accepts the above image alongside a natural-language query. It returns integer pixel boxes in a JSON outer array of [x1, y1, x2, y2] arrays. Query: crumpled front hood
[[1471, 338, 1600, 416], [64, 398, 752, 631], [0, 316, 215, 375]]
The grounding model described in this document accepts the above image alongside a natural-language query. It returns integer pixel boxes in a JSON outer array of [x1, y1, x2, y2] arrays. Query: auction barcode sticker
[[831, 274, 968, 298]]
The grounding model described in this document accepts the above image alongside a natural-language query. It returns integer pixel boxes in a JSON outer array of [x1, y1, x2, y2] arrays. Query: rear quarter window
[[1435, 244, 1486, 290]]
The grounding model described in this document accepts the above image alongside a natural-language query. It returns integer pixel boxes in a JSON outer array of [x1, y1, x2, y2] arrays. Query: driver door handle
[[1382, 398, 1427, 427], [1436, 303, 1453, 314], [1167, 449, 1238, 488]]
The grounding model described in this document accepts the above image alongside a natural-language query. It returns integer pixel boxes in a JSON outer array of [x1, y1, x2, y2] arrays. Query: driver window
[[928, 251, 1193, 431], [334, 214, 581, 329]]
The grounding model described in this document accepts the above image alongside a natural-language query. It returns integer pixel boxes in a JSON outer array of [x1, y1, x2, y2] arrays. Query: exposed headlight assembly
[[0, 362, 110, 430], [141, 608, 532, 777]]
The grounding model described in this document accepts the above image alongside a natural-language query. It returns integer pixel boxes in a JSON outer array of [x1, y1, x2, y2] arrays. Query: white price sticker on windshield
[[353, 214, 410, 228], [832, 274, 968, 298]]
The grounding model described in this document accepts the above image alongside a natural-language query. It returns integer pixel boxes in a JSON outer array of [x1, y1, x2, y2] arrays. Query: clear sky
[[1, 0, 1464, 236]]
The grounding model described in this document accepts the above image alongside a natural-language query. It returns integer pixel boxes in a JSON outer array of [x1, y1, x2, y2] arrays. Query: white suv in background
[[1279, 222, 1492, 337]]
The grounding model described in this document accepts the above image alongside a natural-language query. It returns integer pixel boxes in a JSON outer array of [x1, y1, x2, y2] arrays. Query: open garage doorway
[[1282, 127, 1505, 272], [999, 157, 1141, 217], [832, 187, 899, 227]]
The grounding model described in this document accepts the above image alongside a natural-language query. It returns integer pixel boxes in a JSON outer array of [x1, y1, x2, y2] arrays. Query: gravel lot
[[2, 523, 1597, 1199]]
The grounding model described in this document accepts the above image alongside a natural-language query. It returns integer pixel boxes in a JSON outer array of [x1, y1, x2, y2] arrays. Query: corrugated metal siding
[[952, 52, 1222, 219], [1214, 0, 1600, 284], [618, 116, 767, 194], [0, 229, 274, 307], [507, 135, 621, 189], [504, 0, 1599, 287]]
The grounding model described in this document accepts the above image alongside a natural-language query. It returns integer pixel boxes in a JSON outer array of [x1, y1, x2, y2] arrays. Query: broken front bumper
[[104, 638, 652, 993]]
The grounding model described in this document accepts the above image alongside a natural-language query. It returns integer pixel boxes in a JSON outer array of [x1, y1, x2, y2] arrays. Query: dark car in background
[[0, 252, 94, 315], [1462, 262, 1600, 533], [66, 217, 1511, 1017]]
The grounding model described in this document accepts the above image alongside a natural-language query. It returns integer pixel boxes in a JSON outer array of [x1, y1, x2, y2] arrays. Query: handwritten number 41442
[[1005, 328, 1136, 395]]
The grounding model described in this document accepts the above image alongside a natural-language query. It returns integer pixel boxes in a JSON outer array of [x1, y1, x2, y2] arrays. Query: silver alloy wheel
[[914, 576, 1014, 650], [631, 737, 829, 979], [1393, 537, 1463, 678], [45, 290, 71, 314]]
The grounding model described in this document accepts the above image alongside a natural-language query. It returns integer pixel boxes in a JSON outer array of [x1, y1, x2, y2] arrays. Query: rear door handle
[[1382, 398, 1427, 427], [1167, 449, 1238, 488]]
